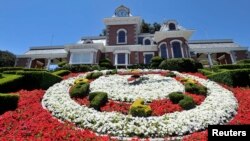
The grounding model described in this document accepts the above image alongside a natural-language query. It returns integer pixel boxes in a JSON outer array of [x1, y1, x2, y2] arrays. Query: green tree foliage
[[141, 20, 161, 34], [0, 50, 16, 67]]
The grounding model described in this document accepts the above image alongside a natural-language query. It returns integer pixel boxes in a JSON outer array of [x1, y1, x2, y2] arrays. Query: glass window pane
[[145, 54, 153, 64], [118, 31, 126, 43], [144, 39, 151, 45], [117, 53, 125, 64], [172, 42, 182, 58], [160, 44, 167, 59]]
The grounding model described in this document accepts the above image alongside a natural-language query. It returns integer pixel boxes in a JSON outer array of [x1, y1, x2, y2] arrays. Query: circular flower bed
[[90, 74, 184, 102], [42, 70, 238, 138]]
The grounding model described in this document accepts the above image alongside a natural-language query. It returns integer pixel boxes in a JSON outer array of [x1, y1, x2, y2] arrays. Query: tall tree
[[0, 50, 16, 67]]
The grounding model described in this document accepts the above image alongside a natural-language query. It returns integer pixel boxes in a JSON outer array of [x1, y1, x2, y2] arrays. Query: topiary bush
[[208, 69, 250, 87], [69, 82, 90, 98], [168, 92, 185, 104], [86, 72, 103, 79], [74, 78, 89, 84], [89, 92, 108, 110], [178, 96, 195, 110], [159, 58, 200, 72], [99, 58, 114, 69], [0, 93, 19, 113], [105, 69, 117, 75], [150, 56, 163, 68], [52, 70, 70, 76], [129, 99, 152, 117], [184, 82, 207, 96]]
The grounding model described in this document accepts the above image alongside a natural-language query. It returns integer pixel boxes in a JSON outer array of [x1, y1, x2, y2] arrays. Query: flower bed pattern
[[42, 70, 238, 138]]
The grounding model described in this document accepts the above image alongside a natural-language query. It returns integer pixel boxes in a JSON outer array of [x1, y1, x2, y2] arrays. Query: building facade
[[16, 5, 249, 69]]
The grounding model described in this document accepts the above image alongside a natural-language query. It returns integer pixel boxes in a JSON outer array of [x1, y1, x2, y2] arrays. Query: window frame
[[116, 29, 127, 44]]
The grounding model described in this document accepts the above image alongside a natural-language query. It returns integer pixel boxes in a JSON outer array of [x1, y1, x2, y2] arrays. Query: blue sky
[[0, 0, 250, 55]]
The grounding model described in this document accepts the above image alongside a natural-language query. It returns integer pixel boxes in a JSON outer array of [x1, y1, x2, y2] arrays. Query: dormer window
[[117, 29, 127, 44], [169, 23, 176, 30]]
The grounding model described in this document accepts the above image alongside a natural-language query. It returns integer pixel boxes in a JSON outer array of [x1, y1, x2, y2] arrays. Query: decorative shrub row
[[0, 74, 24, 93], [159, 58, 203, 72], [0, 71, 62, 91], [0, 93, 19, 113], [52, 70, 71, 76], [69, 82, 90, 98], [0, 67, 47, 73], [86, 72, 103, 79], [129, 99, 152, 117], [237, 59, 250, 64], [208, 69, 250, 87], [168, 92, 196, 110], [89, 92, 108, 110], [212, 64, 250, 70]]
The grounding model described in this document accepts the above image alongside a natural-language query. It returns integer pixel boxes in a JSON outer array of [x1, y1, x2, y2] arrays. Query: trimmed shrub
[[169, 92, 184, 104], [74, 78, 89, 84], [179, 96, 195, 110], [70, 65, 91, 72], [237, 59, 250, 64], [15, 71, 62, 90], [0, 74, 24, 93], [198, 69, 214, 76], [208, 69, 250, 87], [0, 67, 23, 73], [89, 92, 108, 110], [150, 56, 163, 68], [58, 61, 67, 67], [105, 69, 117, 75], [184, 82, 207, 96], [166, 71, 176, 77], [52, 70, 71, 76], [159, 58, 200, 72], [91, 65, 101, 70], [128, 64, 151, 69], [0, 93, 19, 113], [212, 64, 250, 70], [86, 72, 103, 79], [99, 58, 113, 69], [129, 99, 152, 117], [70, 82, 89, 98]]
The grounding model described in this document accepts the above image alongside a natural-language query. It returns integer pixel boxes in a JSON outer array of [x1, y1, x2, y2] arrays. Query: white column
[[207, 53, 213, 66], [125, 53, 128, 68], [114, 53, 117, 66], [171, 46, 174, 58], [14, 58, 18, 67], [46, 59, 51, 70], [229, 52, 236, 64], [181, 45, 184, 58]]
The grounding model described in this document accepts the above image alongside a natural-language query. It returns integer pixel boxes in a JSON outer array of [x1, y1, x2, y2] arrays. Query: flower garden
[[0, 59, 250, 141]]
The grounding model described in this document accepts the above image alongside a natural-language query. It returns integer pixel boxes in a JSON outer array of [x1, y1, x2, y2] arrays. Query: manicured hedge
[[70, 82, 89, 98], [52, 70, 71, 76], [237, 59, 250, 64], [0, 67, 47, 73], [0, 74, 24, 93], [208, 69, 250, 87], [89, 92, 108, 110], [159, 58, 203, 72], [58, 61, 67, 67], [212, 64, 250, 70], [0, 93, 19, 113]]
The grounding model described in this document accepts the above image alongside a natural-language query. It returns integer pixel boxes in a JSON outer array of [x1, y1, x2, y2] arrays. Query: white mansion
[[15, 5, 249, 69]]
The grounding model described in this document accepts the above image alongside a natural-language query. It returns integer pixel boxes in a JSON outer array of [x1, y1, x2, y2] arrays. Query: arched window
[[160, 43, 167, 59], [169, 23, 176, 30], [117, 29, 127, 44], [172, 41, 182, 58], [144, 39, 151, 45]]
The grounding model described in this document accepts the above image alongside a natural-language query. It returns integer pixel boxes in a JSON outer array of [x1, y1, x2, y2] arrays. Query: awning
[[17, 49, 68, 58]]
